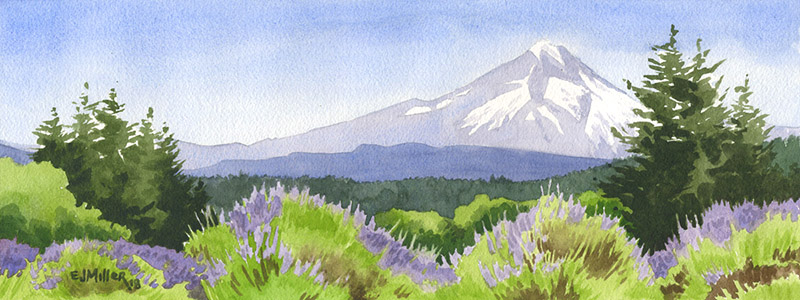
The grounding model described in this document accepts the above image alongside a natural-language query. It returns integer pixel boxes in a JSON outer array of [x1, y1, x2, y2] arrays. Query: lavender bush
[[26, 237, 213, 295], [198, 183, 350, 299], [650, 199, 800, 279], [0, 238, 38, 278], [434, 194, 659, 299], [650, 199, 800, 299]]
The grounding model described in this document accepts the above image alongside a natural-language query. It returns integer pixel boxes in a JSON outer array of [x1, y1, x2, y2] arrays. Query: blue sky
[[2, 1, 800, 145]]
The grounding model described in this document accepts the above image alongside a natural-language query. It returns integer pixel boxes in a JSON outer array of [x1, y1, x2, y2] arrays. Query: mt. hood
[[179, 41, 644, 170]]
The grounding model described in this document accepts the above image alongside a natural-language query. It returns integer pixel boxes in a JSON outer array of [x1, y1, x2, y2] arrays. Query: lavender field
[[4, 180, 800, 299]]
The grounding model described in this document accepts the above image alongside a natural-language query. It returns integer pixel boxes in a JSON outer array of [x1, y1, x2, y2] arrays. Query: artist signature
[[69, 268, 142, 291]]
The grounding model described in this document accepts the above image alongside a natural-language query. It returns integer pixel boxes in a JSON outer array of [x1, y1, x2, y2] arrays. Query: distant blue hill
[[0, 142, 33, 165], [185, 143, 611, 182]]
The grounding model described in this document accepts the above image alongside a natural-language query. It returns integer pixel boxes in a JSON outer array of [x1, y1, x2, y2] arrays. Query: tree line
[[32, 83, 213, 250]]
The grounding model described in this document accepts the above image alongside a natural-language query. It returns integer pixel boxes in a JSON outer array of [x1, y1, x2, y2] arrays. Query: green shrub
[[576, 190, 632, 228], [187, 185, 429, 300], [653, 202, 800, 299], [374, 195, 537, 263], [0, 158, 129, 251], [435, 194, 659, 299]]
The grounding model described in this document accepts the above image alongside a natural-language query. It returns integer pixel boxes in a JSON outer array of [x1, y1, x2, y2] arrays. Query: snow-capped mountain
[[178, 40, 644, 170]]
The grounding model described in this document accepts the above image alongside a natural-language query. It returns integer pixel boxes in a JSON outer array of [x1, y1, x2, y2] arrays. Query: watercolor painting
[[3, 1, 800, 299]]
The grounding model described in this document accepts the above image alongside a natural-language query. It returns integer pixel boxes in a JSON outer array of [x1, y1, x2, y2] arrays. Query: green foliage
[[373, 191, 635, 264], [434, 194, 660, 299], [708, 76, 789, 206], [32, 84, 213, 250], [0, 158, 129, 251], [602, 26, 786, 254], [374, 208, 461, 260], [723, 274, 800, 300], [766, 136, 800, 200], [200, 158, 633, 220], [453, 195, 534, 230], [577, 190, 632, 228], [188, 190, 425, 300], [374, 195, 537, 264], [653, 213, 800, 299], [770, 136, 800, 174], [197, 223, 352, 300]]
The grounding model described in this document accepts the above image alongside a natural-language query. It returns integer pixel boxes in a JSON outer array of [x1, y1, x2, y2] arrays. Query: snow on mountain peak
[[543, 77, 587, 120], [178, 39, 645, 171], [405, 106, 432, 116], [529, 40, 565, 65], [453, 40, 643, 156], [461, 69, 534, 135]]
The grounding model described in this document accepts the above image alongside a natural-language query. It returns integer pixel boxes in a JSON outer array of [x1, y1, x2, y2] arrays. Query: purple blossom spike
[[0, 238, 38, 278], [600, 215, 617, 230], [311, 194, 325, 207], [648, 251, 677, 279], [294, 261, 312, 276], [353, 205, 367, 227], [278, 245, 293, 274], [704, 269, 724, 286], [204, 258, 227, 286], [766, 199, 800, 222], [289, 187, 300, 199], [733, 202, 765, 233], [478, 261, 497, 288], [357, 221, 458, 286], [699, 203, 735, 245]]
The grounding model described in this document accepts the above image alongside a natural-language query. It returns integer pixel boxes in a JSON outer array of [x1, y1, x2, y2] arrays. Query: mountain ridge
[[177, 40, 645, 169], [185, 142, 612, 181]]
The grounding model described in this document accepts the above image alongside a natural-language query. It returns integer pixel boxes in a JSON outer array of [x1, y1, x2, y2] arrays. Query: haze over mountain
[[185, 143, 611, 181], [770, 126, 800, 140], [178, 40, 645, 170], [0, 141, 33, 165]]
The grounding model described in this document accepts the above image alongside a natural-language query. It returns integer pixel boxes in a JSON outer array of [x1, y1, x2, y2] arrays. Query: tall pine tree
[[710, 76, 783, 205], [150, 120, 212, 249], [32, 84, 212, 249], [603, 26, 740, 253]]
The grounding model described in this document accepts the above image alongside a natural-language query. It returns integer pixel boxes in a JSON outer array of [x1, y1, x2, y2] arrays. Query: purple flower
[[355, 213, 458, 286], [106, 239, 208, 290], [766, 199, 800, 222], [648, 251, 677, 279], [733, 202, 765, 233], [0, 238, 38, 278], [698, 203, 735, 245], [478, 261, 497, 288], [34, 238, 212, 291], [703, 269, 724, 286], [228, 185, 283, 240]]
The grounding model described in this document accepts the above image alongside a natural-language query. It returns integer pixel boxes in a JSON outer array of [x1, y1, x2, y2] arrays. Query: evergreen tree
[[34, 83, 101, 209], [602, 26, 734, 253], [32, 84, 212, 249], [709, 76, 781, 205], [32, 107, 69, 164], [150, 121, 213, 249]]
